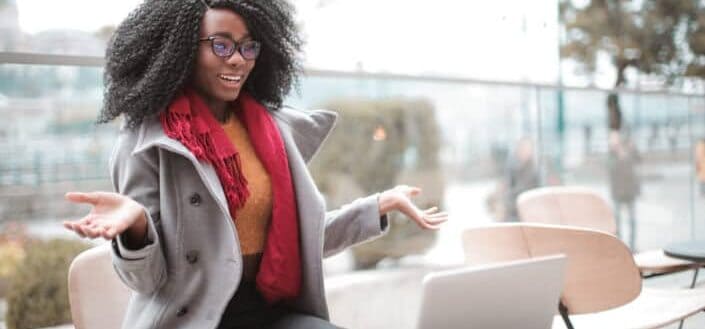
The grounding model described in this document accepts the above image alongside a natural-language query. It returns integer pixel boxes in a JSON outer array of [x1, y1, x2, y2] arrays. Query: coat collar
[[128, 106, 337, 222], [130, 106, 338, 162]]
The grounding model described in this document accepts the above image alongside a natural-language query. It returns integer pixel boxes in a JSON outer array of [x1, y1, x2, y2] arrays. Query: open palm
[[381, 185, 448, 230], [63, 191, 145, 240]]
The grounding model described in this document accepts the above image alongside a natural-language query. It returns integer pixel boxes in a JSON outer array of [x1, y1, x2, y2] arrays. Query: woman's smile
[[218, 73, 245, 88]]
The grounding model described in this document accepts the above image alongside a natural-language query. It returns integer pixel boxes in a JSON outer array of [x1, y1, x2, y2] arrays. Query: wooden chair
[[462, 223, 705, 329], [68, 244, 130, 329], [516, 186, 700, 279]]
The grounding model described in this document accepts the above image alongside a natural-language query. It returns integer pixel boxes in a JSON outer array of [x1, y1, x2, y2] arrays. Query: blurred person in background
[[583, 123, 593, 156], [667, 119, 682, 154], [694, 138, 705, 196], [607, 130, 641, 250], [502, 137, 540, 222], [61, 1, 447, 328]]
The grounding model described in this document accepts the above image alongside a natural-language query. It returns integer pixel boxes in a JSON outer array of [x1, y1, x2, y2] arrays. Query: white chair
[[516, 186, 699, 279], [68, 244, 130, 329], [462, 223, 705, 329]]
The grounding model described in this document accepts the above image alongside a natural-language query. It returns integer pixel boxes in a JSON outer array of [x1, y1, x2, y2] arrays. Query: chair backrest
[[517, 186, 617, 235], [68, 244, 130, 329], [462, 223, 641, 315]]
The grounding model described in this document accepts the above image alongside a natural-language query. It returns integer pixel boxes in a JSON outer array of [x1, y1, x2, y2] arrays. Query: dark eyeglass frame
[[199, 35, 261, 60]]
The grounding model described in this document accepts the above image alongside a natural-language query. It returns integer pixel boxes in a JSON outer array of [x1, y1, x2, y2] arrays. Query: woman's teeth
[[219, 74, 242, 82]]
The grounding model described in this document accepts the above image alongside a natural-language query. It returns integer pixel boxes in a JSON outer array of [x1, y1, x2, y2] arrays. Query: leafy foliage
[[559, 0, 705, 131], [560, 0, 697, 87], [5, 239, 90, 329], [310, 97, 442, 268]]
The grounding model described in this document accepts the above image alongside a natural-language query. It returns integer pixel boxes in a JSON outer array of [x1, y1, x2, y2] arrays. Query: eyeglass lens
[[211, 37, 260, 60]]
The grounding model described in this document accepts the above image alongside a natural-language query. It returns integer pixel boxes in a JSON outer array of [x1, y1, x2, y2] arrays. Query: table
[[664, 240, 705, 263]]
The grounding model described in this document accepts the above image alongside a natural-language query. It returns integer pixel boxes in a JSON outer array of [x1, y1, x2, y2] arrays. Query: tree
[[684, 6, 705, 79], [560, 0, 695, 131]]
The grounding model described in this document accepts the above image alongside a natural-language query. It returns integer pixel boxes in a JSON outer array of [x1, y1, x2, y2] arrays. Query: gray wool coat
[[109, 107, 389, 329]]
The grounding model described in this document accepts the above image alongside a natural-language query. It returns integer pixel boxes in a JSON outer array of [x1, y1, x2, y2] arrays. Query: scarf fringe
[[160, 98, 250, 212], [160, 111, 205, 158], [198, 133, 250, 212]]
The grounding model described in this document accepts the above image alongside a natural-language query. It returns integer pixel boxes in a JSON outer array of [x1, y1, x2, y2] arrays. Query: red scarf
[[160, 89, 301, 303]]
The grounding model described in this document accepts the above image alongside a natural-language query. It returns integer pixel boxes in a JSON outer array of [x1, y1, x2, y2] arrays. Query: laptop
[[416, 255, 566, 329]]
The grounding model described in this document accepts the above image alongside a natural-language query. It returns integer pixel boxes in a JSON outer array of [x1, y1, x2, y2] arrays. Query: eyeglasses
[[199, 35, 261, 60]]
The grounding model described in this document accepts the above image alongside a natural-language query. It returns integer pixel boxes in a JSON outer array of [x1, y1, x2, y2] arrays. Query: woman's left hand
[[378, 185, 448, 230]]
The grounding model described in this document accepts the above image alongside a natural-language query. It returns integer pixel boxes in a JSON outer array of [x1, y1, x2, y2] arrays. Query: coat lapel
[[271, 107, 337, 317], [269, 107, 338, 163], [131, 115, 232, 220], [128, 107, 338, 224]]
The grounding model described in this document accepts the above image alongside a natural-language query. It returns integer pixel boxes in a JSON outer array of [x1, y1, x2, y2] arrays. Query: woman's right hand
[[63, 191, 147, 243]]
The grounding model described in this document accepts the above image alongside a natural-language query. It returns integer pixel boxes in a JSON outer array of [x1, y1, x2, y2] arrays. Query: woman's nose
[[225, 50, 246, 66]]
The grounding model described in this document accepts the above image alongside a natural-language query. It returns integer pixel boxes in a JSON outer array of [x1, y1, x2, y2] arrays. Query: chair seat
[[552, 287, 705, 329], [633, 249, 699, 275], [69, 244, 131, 329]]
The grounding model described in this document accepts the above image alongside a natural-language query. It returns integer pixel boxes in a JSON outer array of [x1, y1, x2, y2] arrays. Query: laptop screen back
[[417, 255, 566, 329]]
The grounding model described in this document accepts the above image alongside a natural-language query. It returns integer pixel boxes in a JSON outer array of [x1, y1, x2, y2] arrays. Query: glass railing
[[289, 76, 705, 256], [2, 52, 704, 328], [0, 63, 114, 233], [0, 58, 705, 249], [1, 59, 703, 249]]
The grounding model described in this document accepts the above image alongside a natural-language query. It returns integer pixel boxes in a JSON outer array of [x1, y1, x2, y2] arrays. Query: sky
[[15, 0, 143, 33], [13, 0, 608, 87]]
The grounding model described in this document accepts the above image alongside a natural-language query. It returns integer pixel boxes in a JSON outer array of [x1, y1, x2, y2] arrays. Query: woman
[[62, 1, 447, 328], [503, 137, 539, 222], [607, 130, 640, 250]]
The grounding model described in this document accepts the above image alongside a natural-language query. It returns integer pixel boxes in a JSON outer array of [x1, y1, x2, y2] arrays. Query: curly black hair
[[98, 0, 303, 128]]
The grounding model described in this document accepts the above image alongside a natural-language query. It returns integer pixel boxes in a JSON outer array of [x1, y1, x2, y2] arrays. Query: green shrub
[[0, 222, 31, 298], [0, 242, 25, 298], [311, 97, 444, 268], [5, 239, 90, 329]]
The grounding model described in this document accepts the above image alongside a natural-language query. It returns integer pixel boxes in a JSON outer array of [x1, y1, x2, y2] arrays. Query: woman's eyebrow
[[209, 31, 252, 41]]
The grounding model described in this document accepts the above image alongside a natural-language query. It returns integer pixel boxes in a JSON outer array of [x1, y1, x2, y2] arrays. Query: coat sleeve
[[108, 129, 167, 295], [322, 193, 390, 258]]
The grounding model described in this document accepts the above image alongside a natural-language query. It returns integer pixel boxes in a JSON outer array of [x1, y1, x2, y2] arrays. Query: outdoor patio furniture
[[662, 239, 705, 328], [68, 244, 130, 329], [461, 223, 705, 329], [67, 243, 442, 329], [665, 240, 705, 263], [516, 186, 700, 279]]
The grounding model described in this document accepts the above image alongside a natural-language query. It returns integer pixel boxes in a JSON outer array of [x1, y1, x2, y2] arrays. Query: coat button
[[189, 193, 202, 206], [176, 306, 188, 317], [186, 250, 199, 264]]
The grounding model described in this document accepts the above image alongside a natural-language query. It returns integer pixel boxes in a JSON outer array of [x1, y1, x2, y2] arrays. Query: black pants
[[217, 281, 343, 329]]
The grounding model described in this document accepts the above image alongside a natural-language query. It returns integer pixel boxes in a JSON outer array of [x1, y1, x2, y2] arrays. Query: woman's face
[[191, 8, 256, 106]]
